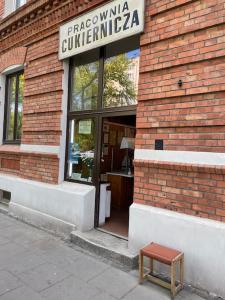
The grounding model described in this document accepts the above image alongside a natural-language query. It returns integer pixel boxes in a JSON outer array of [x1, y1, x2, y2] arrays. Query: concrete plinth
[[129, 203, 225, 299], [0, 174, 96, 237]]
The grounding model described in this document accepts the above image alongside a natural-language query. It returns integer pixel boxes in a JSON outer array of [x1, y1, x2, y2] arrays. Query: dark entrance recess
[[65, 35, 140, 238], [98, 115, 136, 238]]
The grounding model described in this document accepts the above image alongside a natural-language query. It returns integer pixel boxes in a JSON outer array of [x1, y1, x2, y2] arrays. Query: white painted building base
[[128, 203, 225, 298], [0, 174, 95, 237]]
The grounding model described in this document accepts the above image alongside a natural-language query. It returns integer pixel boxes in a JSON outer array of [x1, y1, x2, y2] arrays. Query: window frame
[[65, 36, 140, 184], [3, 0, 26, 18], [3, 71, 24, 145], [68, 44, 139, 119], [15, 0, 26, 10], [66, 115, 100, 186]]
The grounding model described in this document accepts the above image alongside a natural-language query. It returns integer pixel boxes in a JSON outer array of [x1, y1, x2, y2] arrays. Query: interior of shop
[[98, 115, 136, 238]]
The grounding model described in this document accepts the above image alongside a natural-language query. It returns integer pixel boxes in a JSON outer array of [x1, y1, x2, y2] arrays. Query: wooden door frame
[[94, 110, 136, 228]]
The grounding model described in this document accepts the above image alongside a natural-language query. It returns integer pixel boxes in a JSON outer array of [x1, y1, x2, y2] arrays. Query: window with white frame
[[4, 0, 26, 17], [15, 0, 26, 9]]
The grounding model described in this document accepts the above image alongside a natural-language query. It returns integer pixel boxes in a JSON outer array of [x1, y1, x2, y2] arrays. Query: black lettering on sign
[[93, 26, 99, 42], [92, 15, 98, 25], [123, 13, 130, 31], [86, 29, 92, 44], [100, 10, 108, 21], [82, 32, 85, 46], [75, 34, 80, 48], [60, 0, 143, 57], [110, 7, 117, 16], [115, 16, 122, 33], [68, 37, 73, 50], [131, 10, 140, 27], [122, 2, 129, 12], [62, 40, 67, 53], [101, 22, 107, 38], [68, 27, 73, 36], [80, 22, 85, 31], [109, 20, 113, 35], [86, 19, 91, 28], [74, 24, 79, 33]]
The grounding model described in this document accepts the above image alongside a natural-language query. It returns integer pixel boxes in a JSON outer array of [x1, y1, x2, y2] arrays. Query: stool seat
[[139, 242, 184, 299], [141, 242, 182, 265]]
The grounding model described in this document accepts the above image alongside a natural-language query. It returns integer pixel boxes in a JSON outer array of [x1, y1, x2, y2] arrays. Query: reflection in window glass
[[16, 74, 24, 140], [5, 72, 24, 142], [71, 61, 99, 111], [68, 119, 96, 183], [6, 76, 16, 141], [16, 0, 26, 9], [103, 49, 140, 108]]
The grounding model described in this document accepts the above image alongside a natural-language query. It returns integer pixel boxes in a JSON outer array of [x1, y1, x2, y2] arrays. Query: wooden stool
[[139, 242, 184, 299]]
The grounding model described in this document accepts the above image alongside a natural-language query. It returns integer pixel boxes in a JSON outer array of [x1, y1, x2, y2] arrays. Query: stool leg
[[171, 261, 176, 300], [180, 256, 184, 288], [139, 253, 144, 284], [149, 258, 154, 275]]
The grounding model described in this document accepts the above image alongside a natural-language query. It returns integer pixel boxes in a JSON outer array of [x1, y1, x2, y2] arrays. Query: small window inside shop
[[4, 72, 24, 144]]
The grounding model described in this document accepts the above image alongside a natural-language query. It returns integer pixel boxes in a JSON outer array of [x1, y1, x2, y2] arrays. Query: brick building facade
[[0, 0, 225, 297]]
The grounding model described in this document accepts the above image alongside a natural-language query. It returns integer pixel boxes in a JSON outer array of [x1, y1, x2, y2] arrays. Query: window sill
[[0, 144, 58, 159]]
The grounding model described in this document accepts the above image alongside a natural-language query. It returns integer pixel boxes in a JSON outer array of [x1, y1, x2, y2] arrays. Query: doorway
[[98, 115, 136, 238], [65, 35, 140, 238]]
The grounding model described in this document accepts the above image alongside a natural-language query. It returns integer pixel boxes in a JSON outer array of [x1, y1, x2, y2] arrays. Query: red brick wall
[[0, 35, 61, 183], [20, 154, 59, 183], [138, 0, 225, 151], [0, 145, 58, 184], [0, 47, 27, 72], [134, 160, 225, 222], [23, 34, 63, 146], [135, 0, 225, 222]]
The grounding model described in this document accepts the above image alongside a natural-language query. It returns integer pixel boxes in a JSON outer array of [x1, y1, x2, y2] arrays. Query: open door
[[98, 115, 136, 238]]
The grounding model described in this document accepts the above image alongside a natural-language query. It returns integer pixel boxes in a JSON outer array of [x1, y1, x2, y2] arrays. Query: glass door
[[67, 117, 98, 184]]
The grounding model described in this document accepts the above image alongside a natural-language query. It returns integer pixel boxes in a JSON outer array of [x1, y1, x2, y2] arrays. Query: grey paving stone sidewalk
[[0, 213, 206, 300]]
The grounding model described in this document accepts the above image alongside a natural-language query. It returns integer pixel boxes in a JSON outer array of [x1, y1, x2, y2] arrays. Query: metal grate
[[0, 190, 11, 206]]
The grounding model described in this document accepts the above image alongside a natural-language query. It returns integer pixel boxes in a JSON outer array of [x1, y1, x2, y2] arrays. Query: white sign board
[[79, 120, 92, 135], [59, 0, 145, 60]]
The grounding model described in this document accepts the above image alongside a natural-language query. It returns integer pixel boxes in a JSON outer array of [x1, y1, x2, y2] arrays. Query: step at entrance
[[71, 229, 138, 269]]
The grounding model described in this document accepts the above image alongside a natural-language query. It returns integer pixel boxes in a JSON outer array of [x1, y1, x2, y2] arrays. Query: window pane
[[67, 119, 96, 183], [103, 49, 140, 108], [71, 61, 99, 111], [16, 0, 26, 9], [16, 74, 24, 140], [6, 76, 16, 141]]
